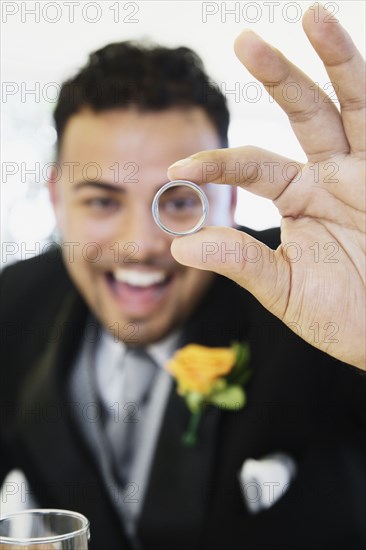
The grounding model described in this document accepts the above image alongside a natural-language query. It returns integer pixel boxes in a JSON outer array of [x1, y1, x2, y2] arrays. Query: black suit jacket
[[1, 228, 365, 550]]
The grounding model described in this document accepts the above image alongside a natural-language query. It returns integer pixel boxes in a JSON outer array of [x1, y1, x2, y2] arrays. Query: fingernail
[[168, 157, 194, 170]]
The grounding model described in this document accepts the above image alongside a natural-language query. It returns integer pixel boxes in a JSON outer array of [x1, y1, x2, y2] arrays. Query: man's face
[[51, 107, 235, 344]]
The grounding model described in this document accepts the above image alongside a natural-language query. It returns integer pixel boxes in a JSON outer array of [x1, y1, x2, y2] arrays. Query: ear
[[48, 165, 58, 208], [48, 165, 64, 231]]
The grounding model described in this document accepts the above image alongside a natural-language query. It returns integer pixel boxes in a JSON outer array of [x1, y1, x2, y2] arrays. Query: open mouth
[[104, 268, 174, 315], [107, 268, 173, 289]]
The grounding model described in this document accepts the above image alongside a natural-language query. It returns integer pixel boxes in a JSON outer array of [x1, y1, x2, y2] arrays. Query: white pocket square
[[0, 469, 38, 516], [238, 452, 297, 514]]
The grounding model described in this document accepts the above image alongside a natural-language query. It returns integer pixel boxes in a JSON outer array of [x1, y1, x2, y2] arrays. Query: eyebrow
[[73, 181, 126, 193], [73, 180, 169, 196]]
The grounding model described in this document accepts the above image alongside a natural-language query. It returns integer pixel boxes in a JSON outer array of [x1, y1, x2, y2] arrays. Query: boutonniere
[[165, 341, 251, 447]]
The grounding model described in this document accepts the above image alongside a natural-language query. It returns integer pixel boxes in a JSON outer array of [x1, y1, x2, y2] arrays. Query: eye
[[162, 197, 201, 216], [85, 197, 120, 212]]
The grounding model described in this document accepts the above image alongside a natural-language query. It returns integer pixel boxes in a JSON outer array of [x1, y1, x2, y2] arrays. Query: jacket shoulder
[[0, 247, 77, 372], [1, 246, 72, 318]]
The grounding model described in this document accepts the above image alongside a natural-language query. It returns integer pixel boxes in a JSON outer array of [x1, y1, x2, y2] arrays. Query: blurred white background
[[1, 1, 365, 265]]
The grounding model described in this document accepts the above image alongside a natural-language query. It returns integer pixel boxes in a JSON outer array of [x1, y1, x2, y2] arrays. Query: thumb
[[171, 226, 290, 319]]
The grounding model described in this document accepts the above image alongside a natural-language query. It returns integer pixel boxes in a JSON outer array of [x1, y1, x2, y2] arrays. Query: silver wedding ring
[[152, 180, 209, 236]]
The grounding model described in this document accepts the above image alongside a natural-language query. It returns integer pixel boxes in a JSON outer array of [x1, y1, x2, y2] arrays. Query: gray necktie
[[105, 347, 158, 487]]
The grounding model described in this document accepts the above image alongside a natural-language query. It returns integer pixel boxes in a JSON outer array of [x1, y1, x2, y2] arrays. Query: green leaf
[[208, 385, 246, 410], [235, 368, 252, 387], [226, 341, 251, 385], [235, 341, 251, 367]]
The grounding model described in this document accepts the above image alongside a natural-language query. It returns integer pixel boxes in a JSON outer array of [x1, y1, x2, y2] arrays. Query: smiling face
[[50, 107, 235, 344]]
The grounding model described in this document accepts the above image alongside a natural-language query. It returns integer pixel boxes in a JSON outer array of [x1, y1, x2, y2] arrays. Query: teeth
[[113, 268, 167, 287]]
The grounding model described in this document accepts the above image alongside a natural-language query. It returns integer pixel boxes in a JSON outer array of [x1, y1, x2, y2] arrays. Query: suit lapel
[[138, 382, 222, 550], [138, 275, 251, 549], [15, 289, 132, 550]]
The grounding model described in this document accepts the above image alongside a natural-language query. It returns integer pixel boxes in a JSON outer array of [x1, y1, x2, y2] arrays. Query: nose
[[120, 204, 169, 262]]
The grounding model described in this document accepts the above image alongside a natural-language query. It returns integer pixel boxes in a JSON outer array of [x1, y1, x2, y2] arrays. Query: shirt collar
[[96, 323, 181, 371]]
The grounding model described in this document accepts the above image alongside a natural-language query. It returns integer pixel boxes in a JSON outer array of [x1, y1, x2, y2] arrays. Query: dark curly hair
[[53, 41, 229, 156]]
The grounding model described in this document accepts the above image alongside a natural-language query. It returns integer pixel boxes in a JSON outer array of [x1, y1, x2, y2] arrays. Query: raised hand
[[167, 5, 365, 371]]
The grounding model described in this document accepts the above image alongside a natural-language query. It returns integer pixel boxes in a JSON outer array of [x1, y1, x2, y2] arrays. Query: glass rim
[[0, 508, 90, 545]]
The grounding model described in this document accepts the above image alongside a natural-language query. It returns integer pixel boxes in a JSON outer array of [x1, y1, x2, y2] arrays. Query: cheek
[[61, 209, 122, 269], [85, 218, 121, 244], [65, 211, 121, 246]]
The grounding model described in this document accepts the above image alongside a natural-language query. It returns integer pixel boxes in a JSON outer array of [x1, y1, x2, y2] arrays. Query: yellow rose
[[166, 344, 236, 395]]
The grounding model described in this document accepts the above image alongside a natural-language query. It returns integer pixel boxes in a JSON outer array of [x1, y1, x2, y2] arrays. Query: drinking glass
[[0, 509, 90, 549]]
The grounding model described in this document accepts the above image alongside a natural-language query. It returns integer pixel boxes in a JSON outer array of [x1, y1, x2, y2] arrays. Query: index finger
[[233, 30, 349, 161], [303, 4, 366, 154]]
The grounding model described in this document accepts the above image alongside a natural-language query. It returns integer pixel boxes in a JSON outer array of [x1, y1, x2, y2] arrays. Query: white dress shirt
[[93, 325, 181, 536]]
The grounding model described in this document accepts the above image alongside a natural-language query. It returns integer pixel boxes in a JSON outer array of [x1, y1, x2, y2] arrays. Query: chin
[[96, 307, 177, 346], [130, 318, 178, 346]]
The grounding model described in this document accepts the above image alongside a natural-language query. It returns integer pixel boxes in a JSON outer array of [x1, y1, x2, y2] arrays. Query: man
[[1, 6, 365, 550]]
